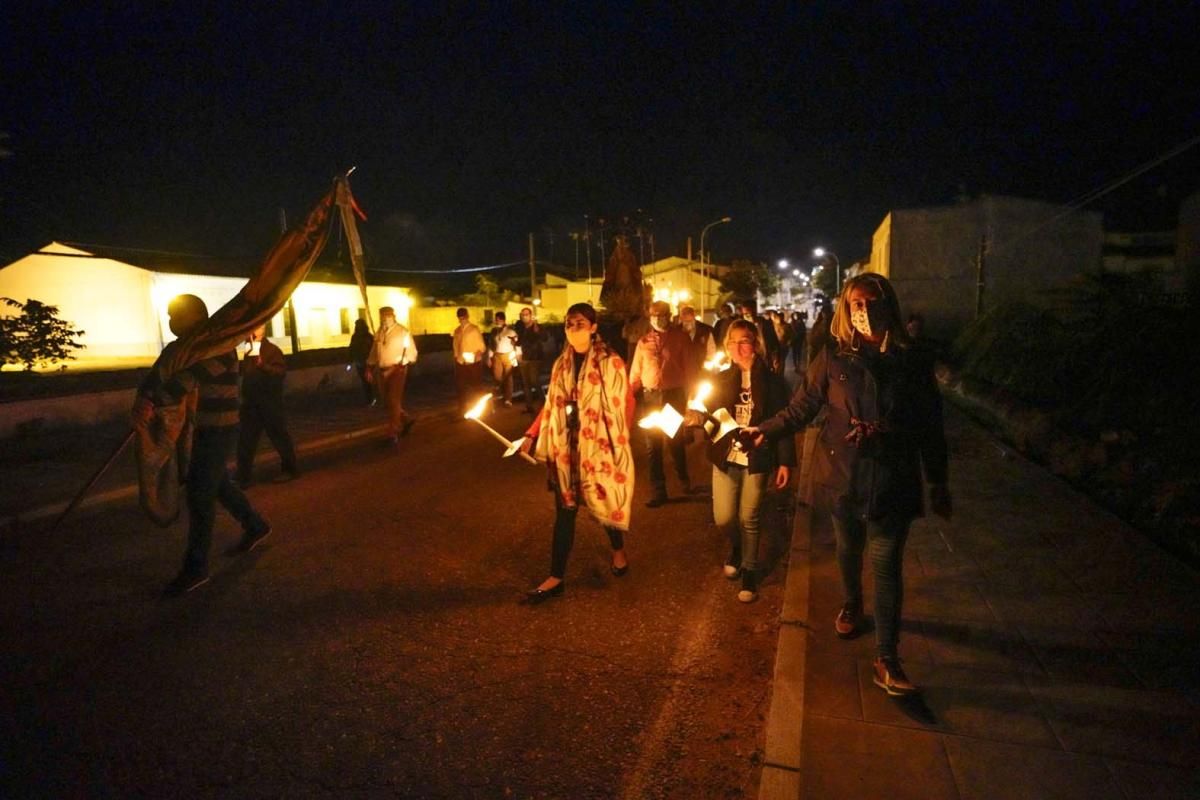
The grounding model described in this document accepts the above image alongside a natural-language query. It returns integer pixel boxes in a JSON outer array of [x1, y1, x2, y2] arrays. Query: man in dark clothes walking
[[235, 324, 299, 487], [132, 295, 271, 596]]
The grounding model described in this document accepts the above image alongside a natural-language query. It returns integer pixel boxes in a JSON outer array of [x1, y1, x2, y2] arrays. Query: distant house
[[533, 256, 729, 321], [869, 195, 1103, 339], [0, 242, 415, 368]]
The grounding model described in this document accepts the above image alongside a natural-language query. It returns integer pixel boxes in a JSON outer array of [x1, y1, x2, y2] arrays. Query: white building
[[0, 242, 415, 369]]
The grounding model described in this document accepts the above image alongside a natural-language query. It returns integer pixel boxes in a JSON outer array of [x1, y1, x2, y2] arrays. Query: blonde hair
[[723, 318, 767, 360], [829, 272, 912, 350]]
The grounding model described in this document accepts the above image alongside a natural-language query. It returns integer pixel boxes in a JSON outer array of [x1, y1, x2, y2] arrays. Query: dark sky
[[3, 2, 1198, 274]]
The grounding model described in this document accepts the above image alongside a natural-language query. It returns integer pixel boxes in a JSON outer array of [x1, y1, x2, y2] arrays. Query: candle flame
[[637, 403, 684, 438], [688, 380, 713, 412], [703, 352, 731, 372], [465, 394, 491, 420], [463, 351, 476, 363]]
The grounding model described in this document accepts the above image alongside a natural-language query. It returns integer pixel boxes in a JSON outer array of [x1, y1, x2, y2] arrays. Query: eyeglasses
[[729, 339, 756, 347]]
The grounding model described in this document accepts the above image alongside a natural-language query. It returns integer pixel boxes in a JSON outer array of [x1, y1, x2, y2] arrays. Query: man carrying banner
[[133, 294, 272, 597]]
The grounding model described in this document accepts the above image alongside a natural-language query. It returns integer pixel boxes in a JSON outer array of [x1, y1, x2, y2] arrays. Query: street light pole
[[700, 216, 732, 317]]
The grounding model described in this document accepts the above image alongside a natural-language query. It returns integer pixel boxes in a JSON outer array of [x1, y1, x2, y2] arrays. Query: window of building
[[340, 308, 352, 334]]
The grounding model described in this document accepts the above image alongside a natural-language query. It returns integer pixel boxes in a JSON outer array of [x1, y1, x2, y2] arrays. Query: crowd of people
[[134, 275, 951, 695]]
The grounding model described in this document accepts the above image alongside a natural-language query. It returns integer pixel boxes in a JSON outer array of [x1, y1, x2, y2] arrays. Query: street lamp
[[814, 247, 841, 296], [700, 216, 732, 316], [777, 259, 789, 271]]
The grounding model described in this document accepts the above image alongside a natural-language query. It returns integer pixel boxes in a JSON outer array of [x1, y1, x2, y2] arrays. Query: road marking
[[619, 576, 724, 799]]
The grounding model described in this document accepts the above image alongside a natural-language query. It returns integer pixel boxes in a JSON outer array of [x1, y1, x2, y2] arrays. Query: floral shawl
[[533, 339, 635, 530]]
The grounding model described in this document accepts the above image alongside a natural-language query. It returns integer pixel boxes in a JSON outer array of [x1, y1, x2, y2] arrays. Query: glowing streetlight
[[777, 259, 789, 271], [814, 247, 841, 295]]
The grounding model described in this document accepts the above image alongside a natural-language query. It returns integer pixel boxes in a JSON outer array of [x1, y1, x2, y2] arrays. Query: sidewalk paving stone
[[941, 736, 1125, 800]]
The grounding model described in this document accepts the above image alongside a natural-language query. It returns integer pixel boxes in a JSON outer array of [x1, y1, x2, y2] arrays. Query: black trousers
[[551, 494, 625, 579], [236, 391, 297, 481], [642, 387, 689, 498]]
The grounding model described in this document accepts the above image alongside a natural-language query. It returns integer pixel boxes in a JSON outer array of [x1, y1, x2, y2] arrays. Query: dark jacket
[[514, 320, 547, 361], [760, 341, 947, 521], [707, 357, 797, 475], [240, 339, 287, 399], [349, 328, 374, 364]]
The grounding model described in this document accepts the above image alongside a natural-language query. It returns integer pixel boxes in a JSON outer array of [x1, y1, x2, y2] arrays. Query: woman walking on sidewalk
[[692, 319, 794, 603], [519, 303, 635, 604], [747, 273, 951, 695]]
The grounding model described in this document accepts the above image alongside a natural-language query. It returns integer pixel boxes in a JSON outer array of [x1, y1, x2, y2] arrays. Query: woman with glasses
[[519, 303, 636, 604], [694, 319, 795, 602], [746, 273, 951, 695]]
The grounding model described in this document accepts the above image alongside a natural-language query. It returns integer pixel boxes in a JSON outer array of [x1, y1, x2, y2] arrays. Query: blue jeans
[[712, 464, 767, 572], [831, 513, 911, 659], [185, 427, 266, 574]]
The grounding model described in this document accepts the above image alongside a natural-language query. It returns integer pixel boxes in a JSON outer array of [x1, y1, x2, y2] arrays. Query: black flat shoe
[[524, 581, 565, 604], [611, 562, 628, 577]]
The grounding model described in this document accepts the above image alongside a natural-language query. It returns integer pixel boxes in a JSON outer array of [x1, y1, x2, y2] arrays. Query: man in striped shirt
[[133, 294, 271, 596]]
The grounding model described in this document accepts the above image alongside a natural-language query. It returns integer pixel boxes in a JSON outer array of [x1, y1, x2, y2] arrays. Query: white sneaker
[[723, 564, 739, 579], [737, 589, 758, 603]]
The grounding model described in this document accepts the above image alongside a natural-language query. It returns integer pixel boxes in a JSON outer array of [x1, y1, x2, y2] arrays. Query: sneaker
[[163, 570, 210, 597], [227, 524, 272, 556], [503, 400, 513, 407], [873, 657, 918, 696], [738, 570, 759, 603], [835, 602, 861, 639], [723, 546, 742, 580], [723, 563, 740, 579]]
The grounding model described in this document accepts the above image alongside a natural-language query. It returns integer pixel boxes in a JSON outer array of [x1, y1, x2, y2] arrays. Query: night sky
[[3, 2, 1198, 275]]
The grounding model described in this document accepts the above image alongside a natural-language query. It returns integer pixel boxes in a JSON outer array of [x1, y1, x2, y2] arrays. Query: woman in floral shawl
[[519, 303, 636, 604]]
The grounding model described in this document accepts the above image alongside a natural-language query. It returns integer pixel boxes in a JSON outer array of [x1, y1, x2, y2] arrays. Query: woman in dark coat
[[698, 319, 796, 603], [749, 272, 951, 696]]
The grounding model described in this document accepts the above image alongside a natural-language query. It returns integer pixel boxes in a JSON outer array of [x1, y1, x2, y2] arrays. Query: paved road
[[0, 400, 793, 798]]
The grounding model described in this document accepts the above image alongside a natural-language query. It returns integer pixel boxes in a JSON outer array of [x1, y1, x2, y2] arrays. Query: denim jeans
[[831, 513, 911, 659], [711, 463, 767, 572], [185, 427, 266, 575], [550, 494, 624, 579]]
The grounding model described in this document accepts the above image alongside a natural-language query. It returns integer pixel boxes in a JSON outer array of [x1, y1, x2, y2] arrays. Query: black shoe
[[163, 570, 210, 597], [645, 495, 667, 508], [227, 524, 271, 556], [611, 562, 628, 577], [524, 581, 565, 605]]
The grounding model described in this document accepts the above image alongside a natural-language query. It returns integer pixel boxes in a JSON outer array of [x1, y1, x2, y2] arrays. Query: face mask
[[650, 317, 667, 332], [851, 307, 886, 338]]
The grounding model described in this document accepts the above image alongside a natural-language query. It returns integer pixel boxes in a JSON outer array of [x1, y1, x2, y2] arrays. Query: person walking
[[692, 319, 795, 602], [630, 300, 692, 506], [235, 325, 299, 487], [514, 306, 547, 412], [348, 317, 375, 404], [487, 310, 519, 407], [367, 306, 418, 445], [132, 294, 271, 596], [519, 303, 635, 604], [712, 302, 736, 350], [452, 307, 486, 414], [747, 273, 951, 695]]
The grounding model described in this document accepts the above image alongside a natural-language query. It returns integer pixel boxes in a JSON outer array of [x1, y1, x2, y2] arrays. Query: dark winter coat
[[759, 341, 948, 521], [514, 320, 547, 361], [707, 357, 797, 476]]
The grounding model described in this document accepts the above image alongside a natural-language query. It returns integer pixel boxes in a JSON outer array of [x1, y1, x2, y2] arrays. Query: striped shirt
[[140, 348, 241, 430]]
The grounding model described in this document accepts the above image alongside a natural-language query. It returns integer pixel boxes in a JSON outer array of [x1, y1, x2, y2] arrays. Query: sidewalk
[[0, 373, 462, 528], [761, 405, 1200, 799]]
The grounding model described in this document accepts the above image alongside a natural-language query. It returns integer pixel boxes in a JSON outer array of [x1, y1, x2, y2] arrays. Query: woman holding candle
[[698, 319, 795, 602], [519, 303, 636, 604], [745, 273, 951, 695]]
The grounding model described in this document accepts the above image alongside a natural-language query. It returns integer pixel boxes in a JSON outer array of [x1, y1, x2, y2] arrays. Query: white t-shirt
[[728, 367, 753, 466]]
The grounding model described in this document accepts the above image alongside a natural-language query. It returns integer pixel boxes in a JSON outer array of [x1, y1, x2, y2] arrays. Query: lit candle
[[703, 352, 731, 372], [637, 403, 685, 438], [463, 351, 476, 364], [688, 380, 713, 412]]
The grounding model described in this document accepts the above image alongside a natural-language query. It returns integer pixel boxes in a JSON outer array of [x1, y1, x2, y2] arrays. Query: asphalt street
[[0, 401, 794, 798]]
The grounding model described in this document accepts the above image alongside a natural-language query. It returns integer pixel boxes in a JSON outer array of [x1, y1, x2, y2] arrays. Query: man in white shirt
[[367, 306, 418, 445], [487, 311, 519, 407], [452, 307, 486, 414]]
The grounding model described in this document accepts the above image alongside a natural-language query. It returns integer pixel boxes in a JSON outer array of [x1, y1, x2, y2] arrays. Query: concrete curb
[[759, 495, 813, 800], [0, 420, 396, 530]]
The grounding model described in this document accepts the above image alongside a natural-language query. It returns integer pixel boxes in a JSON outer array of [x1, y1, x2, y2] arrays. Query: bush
[[1, 297, 86, 371]]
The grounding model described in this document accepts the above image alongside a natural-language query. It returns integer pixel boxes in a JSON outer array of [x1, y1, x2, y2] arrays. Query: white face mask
[[851, 308, 872, 338], [650, 317, 667, 332]]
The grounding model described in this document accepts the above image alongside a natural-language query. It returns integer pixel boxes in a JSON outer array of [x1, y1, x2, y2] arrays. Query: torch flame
[[637, 403, 684, 438], [465, 394, 491, 420], [703, 352, 732, 372]]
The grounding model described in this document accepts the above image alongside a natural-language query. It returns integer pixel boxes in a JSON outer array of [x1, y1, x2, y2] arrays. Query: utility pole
[[975, 233, 988, 319], [280, 206, 301, 353], [584, 215, 593, 302], [528, 232, 537, 305]]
